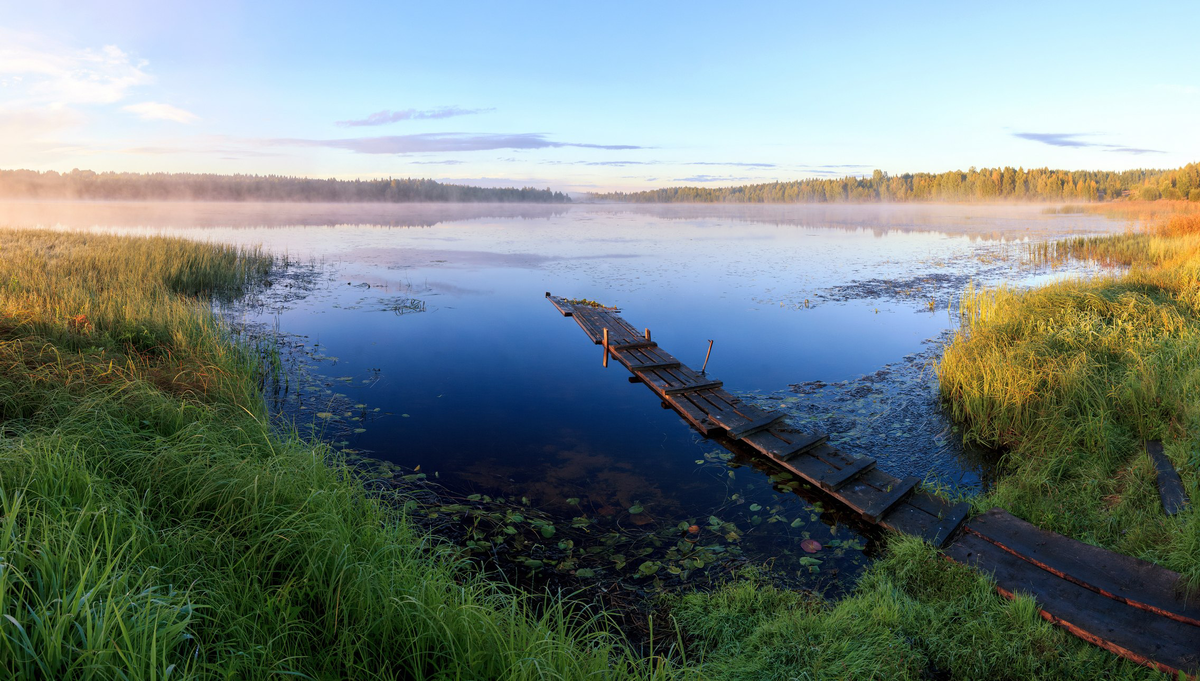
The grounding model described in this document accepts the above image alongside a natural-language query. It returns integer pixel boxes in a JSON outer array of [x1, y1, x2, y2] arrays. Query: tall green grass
[[0, 229, 680, 680], [940, 217, 1200, 588], [669, 537, 1156, 680]]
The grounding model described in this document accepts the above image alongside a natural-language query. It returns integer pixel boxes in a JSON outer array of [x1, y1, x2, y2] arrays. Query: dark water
[[3, 201, 1126, 595]]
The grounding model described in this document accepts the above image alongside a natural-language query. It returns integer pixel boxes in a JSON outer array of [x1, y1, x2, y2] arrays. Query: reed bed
[[940, 213, 1200, 589], [0, 229, 679, 680]]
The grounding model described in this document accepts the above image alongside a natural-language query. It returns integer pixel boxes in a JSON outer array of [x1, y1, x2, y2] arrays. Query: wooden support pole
[[701, 339, 714, 374], [602, 328, 609, 368]]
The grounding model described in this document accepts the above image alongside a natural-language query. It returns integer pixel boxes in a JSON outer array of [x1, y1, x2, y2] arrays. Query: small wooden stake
[[602, 328, 609, 368], [644, 328, 651, 341], [701, 339, 714, 374]]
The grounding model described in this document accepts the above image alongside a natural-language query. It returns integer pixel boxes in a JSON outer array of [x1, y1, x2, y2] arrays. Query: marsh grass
[[670, 537, 1155, 680], [0, 229, 679, 679], [941, 213, 1200, 589]]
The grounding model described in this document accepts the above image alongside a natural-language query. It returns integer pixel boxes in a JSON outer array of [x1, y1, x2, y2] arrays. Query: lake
[[0, 200, 1126, 595]]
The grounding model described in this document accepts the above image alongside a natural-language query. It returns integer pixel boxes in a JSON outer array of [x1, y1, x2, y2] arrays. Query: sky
[[2, 0, 1198, 193]]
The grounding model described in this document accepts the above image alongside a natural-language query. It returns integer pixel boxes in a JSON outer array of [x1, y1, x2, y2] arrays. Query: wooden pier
[[547, 293, 1200, 677], [546, 293, 969, 547]]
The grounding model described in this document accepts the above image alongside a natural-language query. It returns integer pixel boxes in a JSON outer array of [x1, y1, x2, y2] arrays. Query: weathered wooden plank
[[664, 380, 724, 395], [890, 494, 971, 547], [614, 345, 677, 370], [775, 450, 843, 486], [946, 532, 1200, 677], [610, 340, 658, 351], [857, 475, 919, 521], [775, 432, 830, 461], [627, 360, 682, 371], [967, 508, 1200, 627], [815, 455, 876, 491], [1146, 441, 1191, 516], [571, 309, 605, 343], [687, 391, 776, 429], [663, 393, 721, 435], [709, 410, 787, 439], [545, 293, 575, 316], [879, 496, 969, 547]]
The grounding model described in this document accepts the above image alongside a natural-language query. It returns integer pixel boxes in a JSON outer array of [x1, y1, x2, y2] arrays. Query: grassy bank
[[939, 212, 1200, 589], [0, 229, 674, 679]]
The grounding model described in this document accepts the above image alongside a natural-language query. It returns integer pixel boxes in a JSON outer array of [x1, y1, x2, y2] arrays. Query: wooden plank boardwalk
[[947, 509, 1200, 677], [547, 294, 1200, 677], [546, 293, 969, 547]]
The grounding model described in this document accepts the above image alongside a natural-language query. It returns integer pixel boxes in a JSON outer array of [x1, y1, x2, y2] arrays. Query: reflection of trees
[[0, 200, 571, 229], [0, 169, 570, 204]]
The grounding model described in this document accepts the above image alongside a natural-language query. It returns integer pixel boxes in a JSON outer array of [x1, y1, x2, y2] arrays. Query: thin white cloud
[[273, 132, 643, 154], [1013, 132, 1164, 155], [336, 106, 495, 127], [123, 101, 199, 123], [0, 32, 152, 106]]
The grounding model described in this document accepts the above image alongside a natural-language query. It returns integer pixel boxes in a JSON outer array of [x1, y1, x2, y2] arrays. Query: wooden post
[[644, 328, 651, 341], [701, 339, 714, 374], [602, 328, 609, 368]]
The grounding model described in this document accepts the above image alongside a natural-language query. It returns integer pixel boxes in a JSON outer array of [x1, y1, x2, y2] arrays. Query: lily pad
[[801, 539, 823, 553], [636, 561, 660, 577]]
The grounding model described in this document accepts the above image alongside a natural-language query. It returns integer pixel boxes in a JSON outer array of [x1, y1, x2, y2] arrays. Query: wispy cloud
[[1013, 132, 1164, 155], [123, 101, 198, 123], [411, 159, 466, 165], [0, 30, 156, 152], [336, 106, 495, 127], [0, 32, 151, 106], [687, 161, 777, 168], [673, 175, 752, 183], [274, 132, 644, 154]]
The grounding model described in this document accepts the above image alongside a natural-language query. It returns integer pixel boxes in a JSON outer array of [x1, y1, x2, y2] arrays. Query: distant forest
[[592, 163, 1200, 203], [0, 169, 572, 203]]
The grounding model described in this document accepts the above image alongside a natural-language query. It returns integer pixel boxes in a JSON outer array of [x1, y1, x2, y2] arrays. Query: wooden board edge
[[965, 523, 1200, 629]]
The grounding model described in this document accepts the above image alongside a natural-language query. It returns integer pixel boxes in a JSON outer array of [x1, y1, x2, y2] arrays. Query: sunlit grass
[[939, 211, 1200, 589], [670, 537, 1156, 679]]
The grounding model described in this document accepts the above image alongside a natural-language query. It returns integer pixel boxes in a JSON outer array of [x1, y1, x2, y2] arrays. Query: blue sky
[[2, 0, 1197, 192]]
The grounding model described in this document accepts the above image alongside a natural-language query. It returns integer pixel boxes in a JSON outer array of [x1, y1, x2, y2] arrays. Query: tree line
[[591, 164, 1200, 203], [0, 169, 572, 203]]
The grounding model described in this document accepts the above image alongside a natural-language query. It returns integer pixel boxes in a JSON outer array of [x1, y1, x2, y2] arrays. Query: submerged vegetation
[[593, 162, 1200, 204], [0, 168, 572, 203]]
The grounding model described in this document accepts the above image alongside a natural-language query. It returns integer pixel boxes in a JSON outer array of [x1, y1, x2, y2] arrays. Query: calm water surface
[[2, 201, 1127, 594]]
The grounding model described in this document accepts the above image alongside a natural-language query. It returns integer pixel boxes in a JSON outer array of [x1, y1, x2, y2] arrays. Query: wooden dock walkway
[[546, 293, 969, 547], [947, 509, 1199, 676], [547, 294, 1200, 677]]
